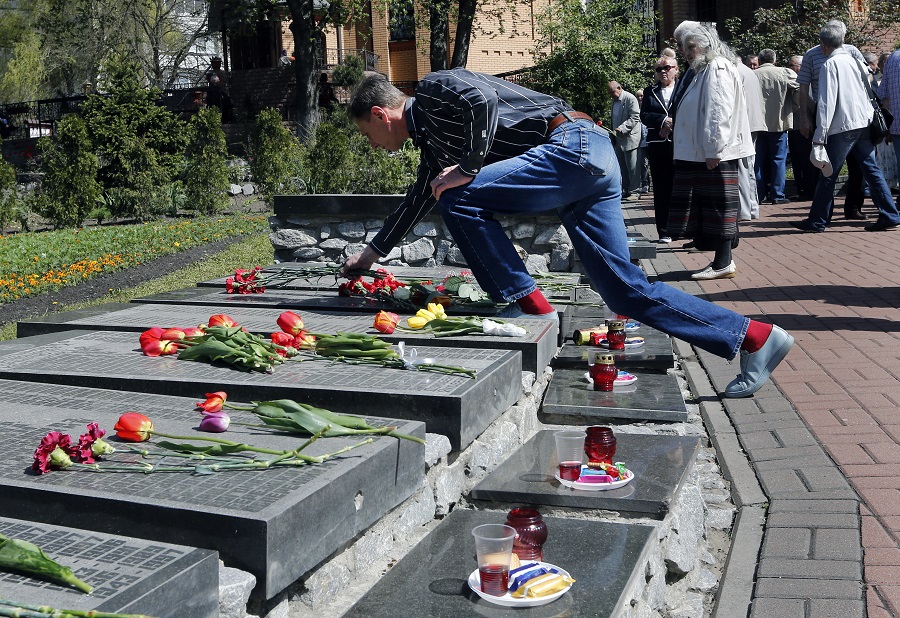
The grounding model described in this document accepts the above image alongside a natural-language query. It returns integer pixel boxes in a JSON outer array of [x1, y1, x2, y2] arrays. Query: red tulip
[[114, 413, 154, 442], [182, 326, 205, 338], [139, 327, 164, 348], [293, 331, 316, 349], [196, 391, 227, 412], [373, 311, 400, 334], [208, 314, 238, 328], [141, 337, 180, 357], [160, 328, 186, 341], [277, 311, 305, 335]]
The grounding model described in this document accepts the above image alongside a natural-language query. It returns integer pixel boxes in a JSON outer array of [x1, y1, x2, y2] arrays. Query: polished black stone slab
[[469, 431, 699, 518], [0, 330, 520, 450], [552, 323, 674, 371], [541, 368, 687, 423], [18, 303, 557, 375], [0, 379, 424, 600], [626, 234, 657, 261], [345, 509, 654, 617], [0, 516, 218, 617]]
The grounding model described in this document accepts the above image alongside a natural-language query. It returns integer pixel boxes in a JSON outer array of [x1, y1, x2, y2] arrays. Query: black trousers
[[647, 140, 674, 235], [788, 130, 817, 199]]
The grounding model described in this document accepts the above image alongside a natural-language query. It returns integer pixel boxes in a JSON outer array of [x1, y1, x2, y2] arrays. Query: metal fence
[[316, 48, 379, 71], [0, 96, 87, 141]]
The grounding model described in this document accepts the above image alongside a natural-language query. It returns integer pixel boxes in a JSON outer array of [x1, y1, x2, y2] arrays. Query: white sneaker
[[658, 236, 672, 244], [691, 261, 736, 280]]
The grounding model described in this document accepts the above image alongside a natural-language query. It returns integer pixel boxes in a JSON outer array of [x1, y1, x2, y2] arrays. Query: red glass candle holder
[[585, 426, 616, 464], [505, 508, 548, 561], [606, 320, 626, 350], [589, 354, 617, 391]]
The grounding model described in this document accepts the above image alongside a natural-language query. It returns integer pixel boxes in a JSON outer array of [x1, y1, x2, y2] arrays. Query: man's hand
[[706, 158, 720, 170], [430, 165, 473, 200], [341, 245, 380, 277]]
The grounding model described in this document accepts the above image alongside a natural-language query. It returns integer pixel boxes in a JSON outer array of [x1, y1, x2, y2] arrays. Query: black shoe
[[773, 198, 791, 205], [844, 210, 868, 220], [865, 221, 899, 232], [790, 220, 823, 233]]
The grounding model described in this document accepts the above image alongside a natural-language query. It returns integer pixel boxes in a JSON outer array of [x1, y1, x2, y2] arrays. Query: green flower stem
[[0, 599, 156, 618], [122, 446, 239, 462], [148, 431, 286, 456], [222, 402, 257, 411]]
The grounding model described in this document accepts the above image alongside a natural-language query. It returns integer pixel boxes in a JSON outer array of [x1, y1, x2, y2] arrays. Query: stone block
[[241, 183, 254, 195], [0, 516, 217, 617], [269, 229, 317, 249], [18, 303, 557, 376], [0, 380, 424, 599], [292, 247, 324, 260], [0, 331, 520, 451], [524, 253, 549, 273], [319, 238, 348, 250], [446, 246, 468, 265], [413, 221, 438, 237], [220, 565, 257, 618], [512, 222, 535, 238], [553, 323, 675, 371], [534, 224, 570, 246], [401, 237, 435, 262], [664, 484, 705, 574], [230, 183, 242, 195], [336, 221, 366, 238], [541, 368, 688, 423], [469, 431, 700, 518], [550, 243, 572, 271], [344, 509, 654, 617]]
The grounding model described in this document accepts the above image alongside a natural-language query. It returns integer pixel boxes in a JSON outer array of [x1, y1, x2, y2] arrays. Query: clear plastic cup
[[555, 430, 585, 481], [471, 524, 516, 596]]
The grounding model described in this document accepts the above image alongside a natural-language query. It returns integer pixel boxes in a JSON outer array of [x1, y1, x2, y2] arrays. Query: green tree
[[183, 108, 230, 215], [528, 0, 655, 122], [79, 58, 188, 220], [248, 107, 304, 203], [36, 115, 102, 228], [0, 139, 18, 230]]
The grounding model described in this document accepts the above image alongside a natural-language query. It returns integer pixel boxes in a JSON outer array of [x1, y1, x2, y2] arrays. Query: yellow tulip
[[415, 308, 437, 322], [407, 316, 429, 329], [427, 303, 447, 319]]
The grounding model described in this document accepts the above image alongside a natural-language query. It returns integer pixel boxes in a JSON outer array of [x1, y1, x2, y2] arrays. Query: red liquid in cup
[[558, 461, 582, 481], [479, 564, 510, 596]]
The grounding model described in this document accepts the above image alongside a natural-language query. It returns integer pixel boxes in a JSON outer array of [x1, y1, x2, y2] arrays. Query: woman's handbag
[[858, 62, 891, 145]]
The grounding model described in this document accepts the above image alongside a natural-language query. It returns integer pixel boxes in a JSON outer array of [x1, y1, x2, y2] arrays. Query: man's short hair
[[759, 49, 776, 65], [819, 22, 845, 48], [348, 72, 407, 120]]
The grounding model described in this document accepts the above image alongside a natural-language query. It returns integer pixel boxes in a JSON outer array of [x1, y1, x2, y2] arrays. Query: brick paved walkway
[[638, 197, 900, 617]]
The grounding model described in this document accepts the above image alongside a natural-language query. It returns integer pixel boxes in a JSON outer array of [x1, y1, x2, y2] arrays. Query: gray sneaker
[[495, 304, 559, 324]]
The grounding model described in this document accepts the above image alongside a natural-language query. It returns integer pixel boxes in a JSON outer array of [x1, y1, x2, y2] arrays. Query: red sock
[[517, 289, 553, 314], [741, 320, 773, 353]]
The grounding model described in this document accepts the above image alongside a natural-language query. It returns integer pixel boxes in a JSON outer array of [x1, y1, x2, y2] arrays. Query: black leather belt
[[546, 111, 594, 136]]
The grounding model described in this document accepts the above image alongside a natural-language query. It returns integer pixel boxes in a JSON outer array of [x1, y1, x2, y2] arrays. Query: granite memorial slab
[[0, 330, 521, 450], [0, 516, 218, 617], [468, 431, 699, 518], [345, 508, 654, 617], [552, 323, 674, 372], [541, 368, 687, 423], [626, 233, 656, 261], [18, 303, 557, 375], [0, 379, 424, 599]]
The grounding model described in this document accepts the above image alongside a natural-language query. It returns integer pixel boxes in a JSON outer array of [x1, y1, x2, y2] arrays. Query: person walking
[[344, 69, 793, 398], [667, 23, 754, 280], [875, 50, 899, 193], [641, 54, 679, 243], [608, 81, 643, 202], [754, 49, 799, 205], [790, 23, 900, 233], [787, 55, 818, 200], [737, 59, 766, 220]]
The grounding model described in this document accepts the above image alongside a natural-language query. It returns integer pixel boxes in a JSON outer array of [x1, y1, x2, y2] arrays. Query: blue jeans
[[755, 131, 788, 200], [807, 128, 900, 230], [438, 119, 748, 359]]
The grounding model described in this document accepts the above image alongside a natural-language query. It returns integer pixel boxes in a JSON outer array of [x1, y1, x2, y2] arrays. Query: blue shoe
[[723, 326, 794, 398], [495, 304, 558, 324]]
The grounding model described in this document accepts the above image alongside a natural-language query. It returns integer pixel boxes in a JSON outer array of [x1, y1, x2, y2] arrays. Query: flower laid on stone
[[225, 266, 266, 294], [372, 310, 400, 334], [0, 599, 153, 618], [197, 410, 231, 433], [406, 303, 447, 329], [32, 423, 115, 474], [0, 534, 94, 594], [398, 305, 527, 338], [114, 412, 155, 442], [196, 391, 227, 412]]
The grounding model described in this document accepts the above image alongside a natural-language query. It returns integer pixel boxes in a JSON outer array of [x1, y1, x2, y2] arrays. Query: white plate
[[467, 561, 572, 607], [615, 372, 638, 386], [598, 336, 645, 348], [555, 466, 635, 491]]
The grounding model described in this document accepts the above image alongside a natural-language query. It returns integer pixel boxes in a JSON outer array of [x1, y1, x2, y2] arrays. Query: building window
[[390, 0, 415, 42], [696, 0, 716, 23]]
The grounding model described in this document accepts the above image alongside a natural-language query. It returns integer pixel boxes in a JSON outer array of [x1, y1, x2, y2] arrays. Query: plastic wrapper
[[510, 572, 576, 598]]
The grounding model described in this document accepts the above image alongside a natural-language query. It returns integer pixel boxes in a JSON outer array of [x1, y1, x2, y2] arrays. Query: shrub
[[248, 108, 305, 203], [183, 108, 230, 214], [36, 115, 102, 228], [0, 141, 17, 231], [80, 58, 188, 220], [305, 121, 351, 193], [331, 55, 365, 88]]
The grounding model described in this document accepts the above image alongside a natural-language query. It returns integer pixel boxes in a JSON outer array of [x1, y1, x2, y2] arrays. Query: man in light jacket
[[609, 81, 643, 202], [754, 49, 799, 205], [791, 23, 900, 233]]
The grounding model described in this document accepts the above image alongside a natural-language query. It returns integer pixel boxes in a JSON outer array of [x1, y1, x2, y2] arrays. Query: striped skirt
[[667, 160, 740, 241]]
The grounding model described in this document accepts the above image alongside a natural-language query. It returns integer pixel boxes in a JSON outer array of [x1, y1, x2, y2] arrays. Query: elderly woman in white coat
[[668, 23, 755, 280]]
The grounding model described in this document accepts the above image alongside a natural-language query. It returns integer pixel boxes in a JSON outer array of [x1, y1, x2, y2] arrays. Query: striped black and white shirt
[[369, 69, 572, 257]]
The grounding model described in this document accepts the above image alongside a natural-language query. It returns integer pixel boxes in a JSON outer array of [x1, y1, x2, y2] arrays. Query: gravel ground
[[0, 235, 250, 329]]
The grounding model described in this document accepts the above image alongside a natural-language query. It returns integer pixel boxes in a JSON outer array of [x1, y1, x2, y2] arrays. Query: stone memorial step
[[18, 302, 557, 375], [344, 508, 654, 617], [0, 330, 521, 450], [541, 367, 688, 423], [626, 233, 657, 261], [0, 379, 424, 600], [0, 515, 218, 617], [553, 326, 675, 371], [469, 431, 699, 518]]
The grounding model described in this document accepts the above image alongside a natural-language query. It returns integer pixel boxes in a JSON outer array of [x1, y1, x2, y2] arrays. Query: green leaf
[[155, 441, 248, 455], [0, 533, 93, 593]]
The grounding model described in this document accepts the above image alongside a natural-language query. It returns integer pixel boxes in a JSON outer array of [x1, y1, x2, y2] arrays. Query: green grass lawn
[[0, 214, 270, 303]]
